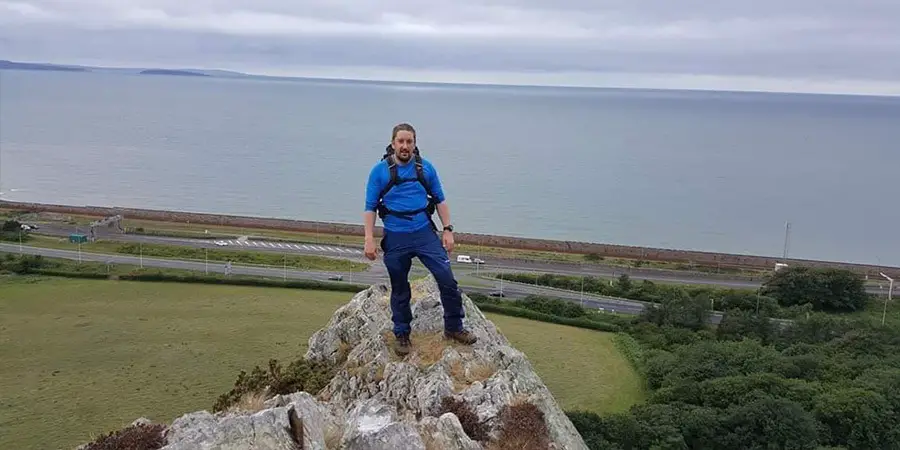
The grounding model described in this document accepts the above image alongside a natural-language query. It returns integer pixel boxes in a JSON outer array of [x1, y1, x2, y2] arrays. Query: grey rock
[[74, 276, 589, 450], [340, 398, 425, 450], [418, 413, 482, 450], [161, 407, 300, 450]]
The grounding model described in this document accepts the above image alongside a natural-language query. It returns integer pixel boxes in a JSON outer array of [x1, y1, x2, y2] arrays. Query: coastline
[[3, 199, 899, 277]]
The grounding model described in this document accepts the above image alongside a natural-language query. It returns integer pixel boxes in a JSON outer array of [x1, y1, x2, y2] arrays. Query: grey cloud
[[2, 0, 899, 88]]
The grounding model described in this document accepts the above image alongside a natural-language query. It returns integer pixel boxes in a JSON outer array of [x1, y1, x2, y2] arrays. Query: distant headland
[[0, 60, 87, 72], [138, 69, 210, 77], [0, 59, 225, 78]]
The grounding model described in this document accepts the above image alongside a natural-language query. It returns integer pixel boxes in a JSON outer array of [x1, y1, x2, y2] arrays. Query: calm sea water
[[2, 70, 899, 266]]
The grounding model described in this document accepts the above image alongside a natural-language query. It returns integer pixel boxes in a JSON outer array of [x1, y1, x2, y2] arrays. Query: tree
[[762, 266, 869, 312], [1, 220, 22, 232]]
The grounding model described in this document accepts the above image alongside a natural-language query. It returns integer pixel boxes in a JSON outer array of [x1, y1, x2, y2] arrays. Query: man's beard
[[396, 151, 411, 162]]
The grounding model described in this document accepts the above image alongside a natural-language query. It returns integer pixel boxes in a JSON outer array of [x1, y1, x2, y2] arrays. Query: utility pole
[[140, 243, 143, 268], [756, 286, 761, 315], [580, 275, 584, 307], [283, 254, 287, 281], [880, 273, 894, 326], [205, 248, 208, 274], [782, 222, 792, 262]]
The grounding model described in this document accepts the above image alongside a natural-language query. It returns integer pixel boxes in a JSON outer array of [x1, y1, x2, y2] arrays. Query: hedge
[[473, 301, 622, 332]]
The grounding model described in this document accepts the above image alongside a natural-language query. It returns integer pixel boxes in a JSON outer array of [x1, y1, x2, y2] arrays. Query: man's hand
[[364, 237, 378, 261], [442, 230, 455, 254]]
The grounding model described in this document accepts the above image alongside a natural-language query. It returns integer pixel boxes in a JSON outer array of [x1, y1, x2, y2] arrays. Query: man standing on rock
[[363, 123, 478, 356]]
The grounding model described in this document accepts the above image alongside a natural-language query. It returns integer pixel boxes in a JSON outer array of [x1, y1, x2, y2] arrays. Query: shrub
[[212, 357, 336, 413], [81, 422, 167, 450], [612, 332, 644, 374], [489, 401, 551, 450], [439, 396, 490, 442]]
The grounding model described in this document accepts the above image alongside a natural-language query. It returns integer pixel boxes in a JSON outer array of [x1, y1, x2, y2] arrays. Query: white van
[[457, 255, 472, 263]]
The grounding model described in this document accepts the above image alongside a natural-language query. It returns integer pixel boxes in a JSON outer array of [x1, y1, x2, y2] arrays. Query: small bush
[[439, 396, 490, 442], [81, 423, 167, 450], [489, 401, 551, 450], [212, 358, 336, 413]]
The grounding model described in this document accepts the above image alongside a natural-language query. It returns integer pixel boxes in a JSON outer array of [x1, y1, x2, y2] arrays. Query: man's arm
[[426, 161, 452, 229], [363, 164, 383, 241], [363, 210, 377, 240], [436, 201, 452, 229]]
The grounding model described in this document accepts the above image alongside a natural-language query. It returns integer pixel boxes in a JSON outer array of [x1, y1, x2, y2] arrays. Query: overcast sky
[[2, 0, 899, 94]]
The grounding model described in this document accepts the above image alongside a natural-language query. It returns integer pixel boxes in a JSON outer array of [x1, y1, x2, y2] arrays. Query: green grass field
[[484, 313, 645, 413], [0, 276, 645, 449]]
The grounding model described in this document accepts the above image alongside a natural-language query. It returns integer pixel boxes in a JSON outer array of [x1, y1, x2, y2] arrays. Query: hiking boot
[[394, 334, 411, 356], [444, 329, 478, 345]]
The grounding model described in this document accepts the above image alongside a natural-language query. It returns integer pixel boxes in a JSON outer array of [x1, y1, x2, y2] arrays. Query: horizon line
[[4, 57, 900, 99]]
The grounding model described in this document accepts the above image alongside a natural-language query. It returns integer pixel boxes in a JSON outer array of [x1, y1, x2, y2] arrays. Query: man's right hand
[[364, 238, 377, 260]]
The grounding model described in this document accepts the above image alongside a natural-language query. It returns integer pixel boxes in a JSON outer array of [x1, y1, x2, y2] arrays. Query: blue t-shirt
[[365, 157, 446, 233]]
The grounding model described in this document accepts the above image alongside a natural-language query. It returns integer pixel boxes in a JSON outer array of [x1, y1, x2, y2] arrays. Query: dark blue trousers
[[381, 226, 465, 336]]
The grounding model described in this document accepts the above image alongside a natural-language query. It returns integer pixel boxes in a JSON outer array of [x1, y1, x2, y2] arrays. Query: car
[[214, 241, 228, 246], [328, 275, 344, 281], [488, 291, 506, 297]]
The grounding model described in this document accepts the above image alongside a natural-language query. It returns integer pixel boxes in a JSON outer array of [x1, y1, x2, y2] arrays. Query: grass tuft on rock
[[438, 396, 490, 442], [488, 400, 552, 450]]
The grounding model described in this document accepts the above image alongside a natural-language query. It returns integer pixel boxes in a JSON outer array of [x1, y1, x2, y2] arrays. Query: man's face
[[391, 130, 415, 163]]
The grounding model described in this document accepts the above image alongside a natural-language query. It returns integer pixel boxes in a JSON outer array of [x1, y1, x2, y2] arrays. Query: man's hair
[[392, 123, 416, 141]]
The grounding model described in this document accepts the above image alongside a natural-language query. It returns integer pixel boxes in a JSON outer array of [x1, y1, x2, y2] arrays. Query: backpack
[[375, 144, 439, 231]]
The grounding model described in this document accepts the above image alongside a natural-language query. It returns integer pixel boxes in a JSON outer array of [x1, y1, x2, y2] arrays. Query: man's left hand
[[442, 230, 455, 254]]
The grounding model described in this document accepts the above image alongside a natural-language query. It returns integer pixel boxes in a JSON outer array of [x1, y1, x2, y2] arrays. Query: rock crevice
[[78, 276, 589, 450]]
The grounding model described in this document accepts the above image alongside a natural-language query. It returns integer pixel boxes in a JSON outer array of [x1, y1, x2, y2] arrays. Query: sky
[[1, 0, 899, 95]]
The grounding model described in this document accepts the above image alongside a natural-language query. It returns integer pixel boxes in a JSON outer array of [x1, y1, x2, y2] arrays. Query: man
[[363, 123, 477, 356]]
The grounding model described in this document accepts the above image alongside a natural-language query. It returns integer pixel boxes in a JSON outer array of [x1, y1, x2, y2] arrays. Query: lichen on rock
[[74, 275, 589, 450]]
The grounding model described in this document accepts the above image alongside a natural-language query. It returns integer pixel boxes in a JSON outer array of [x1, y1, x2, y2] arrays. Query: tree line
[[483, 267, 898, 449], [498, 265, 872, 317]]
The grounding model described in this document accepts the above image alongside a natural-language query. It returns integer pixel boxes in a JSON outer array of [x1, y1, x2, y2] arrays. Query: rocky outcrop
[[77, 276, 589, 450]]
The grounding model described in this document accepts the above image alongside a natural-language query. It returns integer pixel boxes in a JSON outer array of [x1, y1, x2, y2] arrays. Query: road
[[25, 220, 899, 295], [30, 224, 895, 296], [32, 224, 765, 288], [1, 242, 663, 320]]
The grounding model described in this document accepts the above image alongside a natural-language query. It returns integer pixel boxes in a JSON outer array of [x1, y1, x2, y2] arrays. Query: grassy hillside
[[0, 277, 644, 450]]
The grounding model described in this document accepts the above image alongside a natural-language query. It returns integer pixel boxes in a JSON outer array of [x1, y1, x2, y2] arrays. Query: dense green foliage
[[498, 268, 871, 315], [762, 266, 870, 312], [1, 220, 32, 243], [561, 285, 900, 449]]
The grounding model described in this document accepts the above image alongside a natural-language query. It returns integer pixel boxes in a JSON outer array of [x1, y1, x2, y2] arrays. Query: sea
[[2, 70, 899, 267]]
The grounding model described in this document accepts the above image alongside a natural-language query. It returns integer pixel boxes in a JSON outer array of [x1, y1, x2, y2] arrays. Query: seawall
[[3, 200, 899, 277]]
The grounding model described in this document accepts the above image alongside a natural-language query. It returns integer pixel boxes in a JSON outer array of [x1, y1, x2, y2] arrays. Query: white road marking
[[235, 240, 363, 255]]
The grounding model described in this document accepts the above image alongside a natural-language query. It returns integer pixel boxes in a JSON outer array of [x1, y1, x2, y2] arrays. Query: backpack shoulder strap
[[413, 154, 432, 195], [378, 155, 398, 199]]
